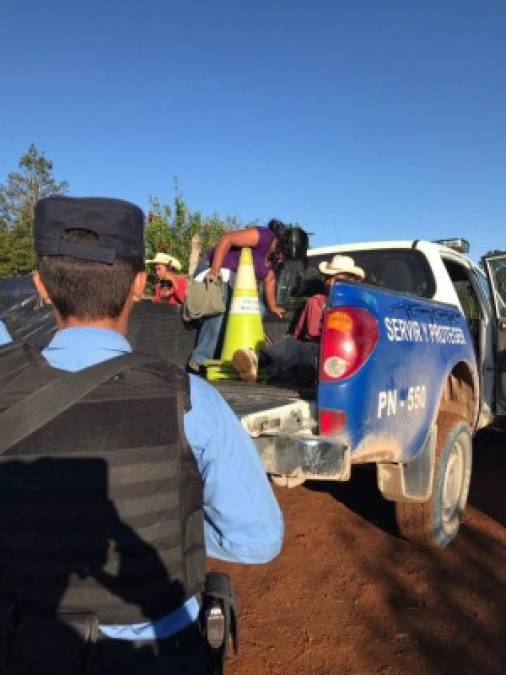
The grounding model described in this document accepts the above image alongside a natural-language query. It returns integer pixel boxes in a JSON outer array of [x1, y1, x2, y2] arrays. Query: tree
[[145, 183, 241, 275], [0, 144, 68, 277]]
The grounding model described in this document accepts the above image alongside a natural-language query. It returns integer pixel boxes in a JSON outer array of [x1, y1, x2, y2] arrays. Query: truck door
[[484, 254, 506, 414]]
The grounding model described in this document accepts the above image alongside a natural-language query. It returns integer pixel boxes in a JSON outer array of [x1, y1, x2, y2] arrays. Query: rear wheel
[[395, 414, 473, 547]]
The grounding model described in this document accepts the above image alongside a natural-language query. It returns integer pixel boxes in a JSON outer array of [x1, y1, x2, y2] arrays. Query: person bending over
[[188, 219, 309, 373]]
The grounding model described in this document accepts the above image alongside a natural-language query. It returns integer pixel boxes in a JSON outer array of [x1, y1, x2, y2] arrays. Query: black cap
[[34, 196, 144, 264]]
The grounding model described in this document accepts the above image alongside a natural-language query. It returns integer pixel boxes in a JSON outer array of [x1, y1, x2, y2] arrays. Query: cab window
[[442, 258, 484, 357], [485, 256, 506, 319], [442, 259, 482, 319], [276, 248, 435, 308]]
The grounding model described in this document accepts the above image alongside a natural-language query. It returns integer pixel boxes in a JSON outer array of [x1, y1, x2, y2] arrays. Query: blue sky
[[1, 0, 505, 260]]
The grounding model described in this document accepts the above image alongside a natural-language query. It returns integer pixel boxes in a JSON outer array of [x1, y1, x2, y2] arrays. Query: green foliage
[[0, 149, 248, 285], [0, 144, 68, 278], [0, 228, 11, 279], [145, 186, 241, 272]]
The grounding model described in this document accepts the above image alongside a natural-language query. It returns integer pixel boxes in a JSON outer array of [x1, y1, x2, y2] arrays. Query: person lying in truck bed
[[231, 254, 365, 384]]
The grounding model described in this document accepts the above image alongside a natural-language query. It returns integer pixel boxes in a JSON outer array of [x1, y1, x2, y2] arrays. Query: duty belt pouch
[[202, 572, 239, 660], [0, 607, 99, 675]]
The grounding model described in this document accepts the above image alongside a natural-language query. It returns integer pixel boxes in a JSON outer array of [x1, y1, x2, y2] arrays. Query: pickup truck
[[3, 239, 505, 548], [267, 238, 506, 547]]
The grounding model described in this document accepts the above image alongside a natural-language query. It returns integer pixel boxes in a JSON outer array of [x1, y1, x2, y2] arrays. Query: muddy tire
[[395, 413, 473, 547]]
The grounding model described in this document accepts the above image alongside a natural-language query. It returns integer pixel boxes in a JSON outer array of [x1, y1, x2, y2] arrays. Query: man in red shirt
[[232, 255, 365, 384], [147, 252, 188, 305]]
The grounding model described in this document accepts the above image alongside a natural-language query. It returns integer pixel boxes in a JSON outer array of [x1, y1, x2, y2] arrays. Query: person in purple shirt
[[189, 219, 309, 372]]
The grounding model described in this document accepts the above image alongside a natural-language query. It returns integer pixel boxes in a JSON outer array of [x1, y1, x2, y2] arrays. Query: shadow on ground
[[306, 426, 506, 537], [470, 427, 506, 526], [306, 464, 400, 538], [282, 428, 506, 674]]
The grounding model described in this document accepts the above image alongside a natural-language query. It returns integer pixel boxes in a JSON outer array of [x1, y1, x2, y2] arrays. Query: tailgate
[[213, 380, 314, 417], [214, 379, 316, 436], [214, 380, 349, 482]]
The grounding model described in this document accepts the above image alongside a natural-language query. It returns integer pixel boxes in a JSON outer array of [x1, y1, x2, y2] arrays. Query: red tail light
[[319, 410, 346, 435], [319, 307, 378, 382]]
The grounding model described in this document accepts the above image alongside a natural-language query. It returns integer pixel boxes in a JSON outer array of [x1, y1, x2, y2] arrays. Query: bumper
[[255, 434, 351, 481]]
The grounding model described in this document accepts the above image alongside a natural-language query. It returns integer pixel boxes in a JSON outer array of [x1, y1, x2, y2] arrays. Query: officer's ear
[[131, 270, 147, 303], [32, 272, 52, 305]]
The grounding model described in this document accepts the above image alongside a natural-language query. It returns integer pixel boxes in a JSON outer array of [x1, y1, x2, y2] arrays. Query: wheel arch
[[436, 360, 478, 428]]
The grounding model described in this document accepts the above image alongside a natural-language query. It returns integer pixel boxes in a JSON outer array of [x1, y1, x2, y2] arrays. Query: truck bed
[[213, 379, 315, 417], [126, 302, 317, 418]]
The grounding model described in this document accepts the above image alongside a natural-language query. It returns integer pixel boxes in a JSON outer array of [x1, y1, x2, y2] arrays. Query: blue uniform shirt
[[0, 320, 12, 346], [41, 326, 283, 639]]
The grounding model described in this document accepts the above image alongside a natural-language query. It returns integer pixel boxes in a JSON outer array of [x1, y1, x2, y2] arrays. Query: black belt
[[0, 572, 237, 674]]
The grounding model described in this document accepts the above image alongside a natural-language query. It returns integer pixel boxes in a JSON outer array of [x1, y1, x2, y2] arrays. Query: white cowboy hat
[[319, 254, 365, 279], [145, 252, 182, 271]]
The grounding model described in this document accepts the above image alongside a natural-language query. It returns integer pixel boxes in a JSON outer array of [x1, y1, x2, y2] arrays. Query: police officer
[[0, 196, 283, 674]]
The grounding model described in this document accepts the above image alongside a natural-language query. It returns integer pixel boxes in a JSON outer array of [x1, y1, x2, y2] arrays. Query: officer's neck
[[58, 318, 127, 335], [55, 305, 131, 336]]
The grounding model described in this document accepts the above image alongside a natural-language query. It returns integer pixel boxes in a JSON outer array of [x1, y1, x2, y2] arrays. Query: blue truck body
[[319, 282, 477, 465]]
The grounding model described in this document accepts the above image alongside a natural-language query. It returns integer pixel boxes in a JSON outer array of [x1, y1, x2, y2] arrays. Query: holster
[[201, 572, 238, 672], [0, 605, 99, 675]]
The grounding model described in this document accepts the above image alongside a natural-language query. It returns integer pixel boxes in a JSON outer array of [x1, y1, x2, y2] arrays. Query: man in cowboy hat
[[146, 252, 188, 305], [318, 254, 365, 281], [232, 254, 365, 383]]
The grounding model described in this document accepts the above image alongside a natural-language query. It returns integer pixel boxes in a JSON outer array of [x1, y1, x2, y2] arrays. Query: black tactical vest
[[0, 343, 206, 624]]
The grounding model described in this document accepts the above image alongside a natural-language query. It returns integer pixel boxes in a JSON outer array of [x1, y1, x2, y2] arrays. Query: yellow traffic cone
[[205, 247, 265, 381]]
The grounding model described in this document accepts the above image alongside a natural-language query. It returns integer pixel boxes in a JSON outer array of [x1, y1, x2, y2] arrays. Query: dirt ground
[[215, 428, 506, 675]]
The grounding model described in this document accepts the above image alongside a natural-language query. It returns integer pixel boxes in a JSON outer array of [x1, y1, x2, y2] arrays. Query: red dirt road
[[218, 428, 506, 675]]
